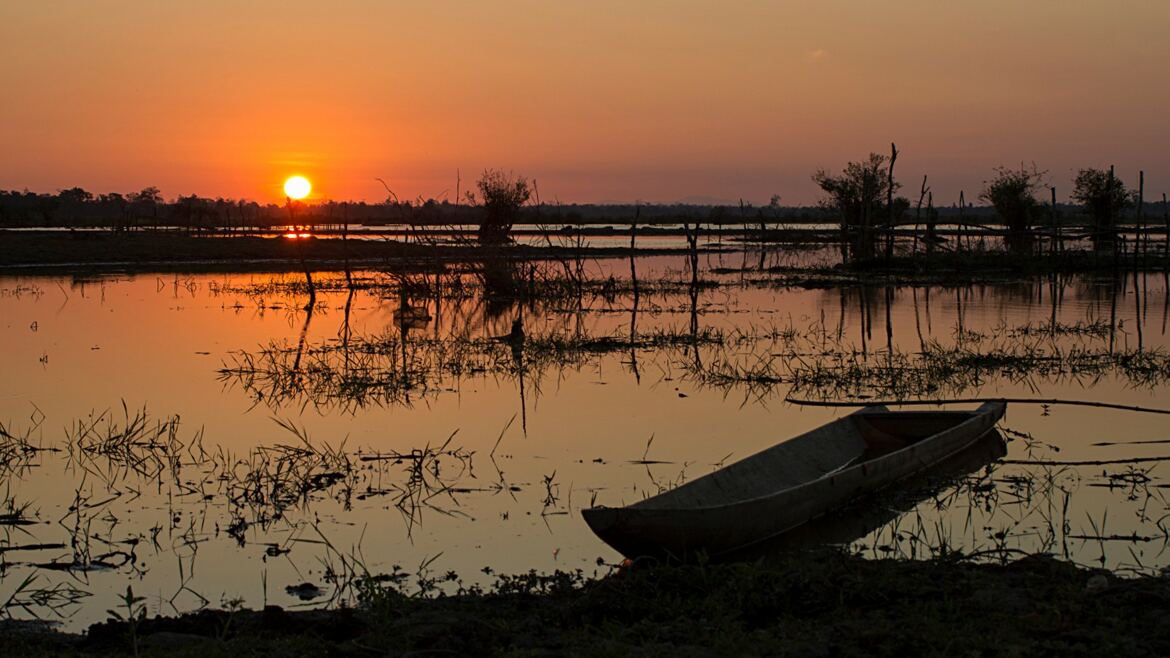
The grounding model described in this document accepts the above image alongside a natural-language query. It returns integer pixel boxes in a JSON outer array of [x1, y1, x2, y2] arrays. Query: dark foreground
[[4, 551, 1167, 657]]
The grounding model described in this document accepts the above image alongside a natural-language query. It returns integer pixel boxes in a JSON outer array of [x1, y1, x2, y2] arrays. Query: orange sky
[[2, 1, 1168, 205]]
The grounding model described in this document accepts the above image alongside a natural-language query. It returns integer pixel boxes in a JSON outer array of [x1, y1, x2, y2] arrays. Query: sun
[[283, 175, 312, 200]]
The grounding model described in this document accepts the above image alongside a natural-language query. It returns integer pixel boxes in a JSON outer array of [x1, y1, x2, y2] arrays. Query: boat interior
[[852, 411, 974, 455], [631, 409, 981, 510]]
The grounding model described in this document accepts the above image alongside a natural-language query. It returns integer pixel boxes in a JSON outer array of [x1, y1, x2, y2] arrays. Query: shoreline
[[4, 551, 1167, 656], [0, 230, 696, 275]]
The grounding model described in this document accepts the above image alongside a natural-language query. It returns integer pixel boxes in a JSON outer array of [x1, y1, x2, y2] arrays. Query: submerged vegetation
[[215, 267, 1170, 414]]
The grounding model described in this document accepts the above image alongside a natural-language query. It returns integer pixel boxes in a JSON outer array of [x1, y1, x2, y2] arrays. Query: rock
[[139, 631, 213, 649], [391, 611, 498, 651], [285, 582, 325, 601], [1086, 574, 1110, 592]]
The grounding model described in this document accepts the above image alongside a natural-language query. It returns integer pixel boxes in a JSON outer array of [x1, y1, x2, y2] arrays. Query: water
[[2, 254, 1169, 629]]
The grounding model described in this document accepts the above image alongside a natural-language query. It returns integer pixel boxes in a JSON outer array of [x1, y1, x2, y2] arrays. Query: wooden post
[[759, 197, 771, 270], [630, 205, 639, 288], [913, 175, 928, 254], [630, 205, 641, 381], [1138, 171, 1145, 258], [886, 142, 898, 259], [861, 176, 870, 260], [1164, 192, 1168, 258], [1051, 186, 1059, 256], [737, 198, 747, 273], [1108, 165, 1117, 259], [959, 190, 966, 252], [341, 203, 353, 290], [925, 191, 936, 254]]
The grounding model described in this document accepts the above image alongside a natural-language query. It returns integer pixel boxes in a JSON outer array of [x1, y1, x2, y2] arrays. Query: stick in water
[[784, 396, 1170, 416]]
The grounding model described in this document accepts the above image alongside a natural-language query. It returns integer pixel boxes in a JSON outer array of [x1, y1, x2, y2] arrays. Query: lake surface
[[2, 251, 1169, 628]]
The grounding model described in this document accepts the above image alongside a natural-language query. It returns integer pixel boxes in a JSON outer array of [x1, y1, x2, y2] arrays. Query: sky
[[2, 0, 1168, 205]]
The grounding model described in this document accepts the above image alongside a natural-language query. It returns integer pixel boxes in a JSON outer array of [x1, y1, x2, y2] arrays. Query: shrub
[[1073, 168, 1131, 246], [981, 165, 1044, 253], [476, 169, 531, 245], [812, 153, 899, 260]]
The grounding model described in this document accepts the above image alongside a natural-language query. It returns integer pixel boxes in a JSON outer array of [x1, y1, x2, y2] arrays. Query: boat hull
[[583, 402, 1005, 559]]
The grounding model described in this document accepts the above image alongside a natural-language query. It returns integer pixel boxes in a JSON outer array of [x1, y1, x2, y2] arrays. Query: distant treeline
[[0, 186, 989, 231], [0, 186, 1165, 232], [808, 150, 1170, 259]]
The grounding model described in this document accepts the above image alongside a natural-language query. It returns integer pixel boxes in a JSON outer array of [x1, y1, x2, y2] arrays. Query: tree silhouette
[[130, 187, 162, 204], [1073, 168, 1131, 249], [982, 165, 1044, 253], [813, 153, 899, 260], [476, 169, 530, 245]]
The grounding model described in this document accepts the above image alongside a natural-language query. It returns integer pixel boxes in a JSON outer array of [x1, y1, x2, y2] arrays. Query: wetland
[[3, 228, 1170, 654]]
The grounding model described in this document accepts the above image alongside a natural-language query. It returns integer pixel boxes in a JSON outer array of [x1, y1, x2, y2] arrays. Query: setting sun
[[283, 175, 311, 200]]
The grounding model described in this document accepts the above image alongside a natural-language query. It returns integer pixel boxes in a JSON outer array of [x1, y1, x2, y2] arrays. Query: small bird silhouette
[[509, 317, 524, 344], [494, 316, 525, 344]]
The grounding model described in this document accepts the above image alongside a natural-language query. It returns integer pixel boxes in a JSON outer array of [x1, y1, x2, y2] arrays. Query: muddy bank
[[0, 231, 682, 274], [4, 551, 1167, 657]]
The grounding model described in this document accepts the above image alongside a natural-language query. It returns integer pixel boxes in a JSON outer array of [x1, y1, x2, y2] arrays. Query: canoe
[[582, 402, 1006, 559], [722, 428, 1007, 561]]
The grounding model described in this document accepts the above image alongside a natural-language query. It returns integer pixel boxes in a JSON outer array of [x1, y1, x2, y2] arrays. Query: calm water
[[2, 253, 1169, 628]]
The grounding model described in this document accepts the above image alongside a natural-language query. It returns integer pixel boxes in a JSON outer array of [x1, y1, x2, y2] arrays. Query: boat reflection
[[723, 428, 1008, 563]]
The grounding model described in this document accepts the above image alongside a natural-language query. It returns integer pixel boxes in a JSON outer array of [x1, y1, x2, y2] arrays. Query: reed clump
[[677, 315, 1170, 402], [219, 325, 727, 412]]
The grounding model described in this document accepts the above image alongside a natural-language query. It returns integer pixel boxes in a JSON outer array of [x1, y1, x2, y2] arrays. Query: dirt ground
[[3, 551, 1167, 657]]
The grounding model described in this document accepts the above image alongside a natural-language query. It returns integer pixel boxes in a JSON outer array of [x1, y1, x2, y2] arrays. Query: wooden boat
[[582, 402, 1006, 559], [721, 428, 1008, 562]]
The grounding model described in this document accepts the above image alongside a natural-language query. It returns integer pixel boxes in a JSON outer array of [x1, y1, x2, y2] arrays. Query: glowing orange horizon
[[2, 3, 1168, 205]]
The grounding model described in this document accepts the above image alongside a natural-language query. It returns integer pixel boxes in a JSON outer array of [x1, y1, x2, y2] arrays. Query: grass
[[0, 408, 51, 478], [3, 550, 1169, 656], [0, 406, 484, 621]]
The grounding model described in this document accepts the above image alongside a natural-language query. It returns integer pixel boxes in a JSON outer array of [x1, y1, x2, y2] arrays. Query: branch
[[784, 396, 1170, 416]]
